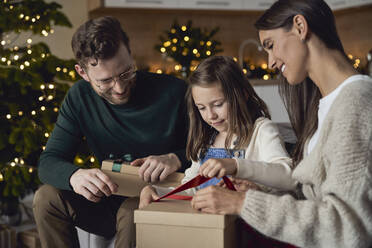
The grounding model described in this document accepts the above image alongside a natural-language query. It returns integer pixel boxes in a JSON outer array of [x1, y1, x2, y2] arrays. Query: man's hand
[[70, 168, 118, 202], [191, 186, 245, 214], [199, 158, 237, 178], [131, 153, 181, 183], [139, 185, 159, 209]]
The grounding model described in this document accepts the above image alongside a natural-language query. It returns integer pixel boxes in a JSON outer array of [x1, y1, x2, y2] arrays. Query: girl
[[191, 0, 372, 247], [139, 55, 296, 208]]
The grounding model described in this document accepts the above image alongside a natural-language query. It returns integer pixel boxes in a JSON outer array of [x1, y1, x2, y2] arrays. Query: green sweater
[[38, 71, 189, 190]]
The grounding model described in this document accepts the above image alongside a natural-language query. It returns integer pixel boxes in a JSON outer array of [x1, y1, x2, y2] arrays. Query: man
[[33, 16, 188, 248]]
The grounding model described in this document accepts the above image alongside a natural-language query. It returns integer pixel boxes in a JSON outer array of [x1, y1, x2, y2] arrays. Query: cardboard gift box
[[0, 224, 17, 248], [17, 228, 41, 248], [134, 199, 237, 248], [101, 160, 184, 197]]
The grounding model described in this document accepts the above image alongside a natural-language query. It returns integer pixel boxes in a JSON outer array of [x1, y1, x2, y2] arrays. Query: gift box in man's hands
[[101, 160, 184, 197]]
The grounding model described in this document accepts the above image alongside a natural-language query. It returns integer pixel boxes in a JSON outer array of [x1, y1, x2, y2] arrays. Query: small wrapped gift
[[0, 224, 17, 248], [134, 199, 237, 248], [17, 228, 40, 248], [101, 160, 184, 197]]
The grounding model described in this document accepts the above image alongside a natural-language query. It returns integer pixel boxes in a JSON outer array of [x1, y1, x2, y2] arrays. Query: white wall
[[253, 84, 290, 123]]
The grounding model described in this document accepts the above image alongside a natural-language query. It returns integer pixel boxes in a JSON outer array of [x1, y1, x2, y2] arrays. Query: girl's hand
[[139, 185, 159, 209], [199, 158, 237, 178], [191, 185, 245, 214], [217, 178, 261, 192]]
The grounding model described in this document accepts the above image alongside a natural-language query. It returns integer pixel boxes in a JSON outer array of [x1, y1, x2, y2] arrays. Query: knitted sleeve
[[239, 82, 372, 248]]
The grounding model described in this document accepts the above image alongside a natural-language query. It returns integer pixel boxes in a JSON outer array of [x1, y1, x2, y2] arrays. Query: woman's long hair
[[186, 56, 271, 161], [254, 0, 347, 166]]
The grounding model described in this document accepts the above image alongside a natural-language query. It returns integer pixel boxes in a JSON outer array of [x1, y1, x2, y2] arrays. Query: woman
[[191, 0, 372, 247]]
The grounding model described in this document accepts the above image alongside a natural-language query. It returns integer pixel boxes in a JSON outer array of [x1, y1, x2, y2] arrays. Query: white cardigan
[[155, 117, 296, 196]]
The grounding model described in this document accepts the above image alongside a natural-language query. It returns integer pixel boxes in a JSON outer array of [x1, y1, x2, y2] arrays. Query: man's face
[[76, 43, 136, 105]]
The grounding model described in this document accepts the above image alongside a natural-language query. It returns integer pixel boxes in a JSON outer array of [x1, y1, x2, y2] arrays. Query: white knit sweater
[[239, 79, 372, 247]]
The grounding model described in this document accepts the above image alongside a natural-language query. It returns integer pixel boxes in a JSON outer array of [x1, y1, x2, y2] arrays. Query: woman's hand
[[199, 158, 237, 178], [217, 178, 261, 192], [139, 185, 159, 209], [191, 185, 245, 214]]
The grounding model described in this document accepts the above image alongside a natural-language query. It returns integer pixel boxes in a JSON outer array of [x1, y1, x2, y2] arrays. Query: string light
[[184, 36, 190, 42], [36, 15, 40, 19], [174, 65, 181, 71], [31, 110, 36, 115], [1, 40, 5, 46], [50, 29, 54, 34], [62, 68, 67, 73], [6, 114, 11, 119], [20, 64, 24, 70], [42, 146, 46, 150], [243, 69, 247, 74], [38, 96, 44, 101], [7, 60, 11, 65], [40, 84, 45, 90], [31, 18, 36, 22], [41, 106, 46, 111], [25, 16, 30, 21], [41, 53, 45, 58], [1, 57, 6, 62], [263, 74, 270, 80], [14, 46, 19, 51], [172, 38, 178, 43], [56, 67, 61, 71], [27, 49, 32, 54], [171, 28, 176, 34], [250, 65, 255, 70], [18, 111, 23, 116], [47, 95, 53, 100], [10, 162, 16, 167], [160, 47, 166, 53], [233, 57, 238, 62], [53, 107, 58, 112], [181, 25, 187, 31], [206, 41, 212, 46], [171, 46, 177, 52], [206, 50, 211, 56], [156, 69, 162, 74], [14, 55, 19, 60], [27, 38, 32, 44], [192, 49, 198, 54], [25, 61, 30, 66], [90, 157, 95, 163], [19, 13, 24, 19], [44, 133, 49, 138], [200, 41, 205, 46], [163, 41, 171, 47], [29, 168, 33, 173], [261, 63, 268, 69], [0, 173, 3, 182], [48, 84, 54, 89]]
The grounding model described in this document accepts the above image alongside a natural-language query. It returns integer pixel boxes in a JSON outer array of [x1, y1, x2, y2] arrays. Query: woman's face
[[259, 27, 308, 85]]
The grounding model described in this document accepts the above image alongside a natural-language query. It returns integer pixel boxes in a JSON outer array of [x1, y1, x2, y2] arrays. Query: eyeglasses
[[94, 64, 136, 91]]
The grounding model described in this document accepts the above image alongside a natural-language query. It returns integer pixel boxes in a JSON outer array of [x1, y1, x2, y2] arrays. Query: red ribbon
[[155, 175, 236, 202]]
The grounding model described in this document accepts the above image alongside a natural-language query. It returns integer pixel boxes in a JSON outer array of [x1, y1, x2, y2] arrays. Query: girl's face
[[192, 83, 229, 134], [259, 27, 308, 85]]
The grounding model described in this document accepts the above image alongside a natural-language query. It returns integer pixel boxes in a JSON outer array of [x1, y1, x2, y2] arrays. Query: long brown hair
[[186, 56, 271, 161], [254, 0, 347, 166]]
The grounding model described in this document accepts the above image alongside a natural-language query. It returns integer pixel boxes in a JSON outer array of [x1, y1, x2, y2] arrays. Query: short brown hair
[[71, 16, 131, 69]]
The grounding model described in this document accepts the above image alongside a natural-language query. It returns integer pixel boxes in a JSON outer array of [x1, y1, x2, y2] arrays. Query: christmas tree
[[155, 20, 223, 78], [0, 0, 82, 214]]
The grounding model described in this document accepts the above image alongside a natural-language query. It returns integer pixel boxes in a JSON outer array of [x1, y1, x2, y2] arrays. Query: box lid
[[134, 199, 237, 228], [101, 160, 184, 197]]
